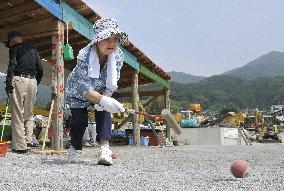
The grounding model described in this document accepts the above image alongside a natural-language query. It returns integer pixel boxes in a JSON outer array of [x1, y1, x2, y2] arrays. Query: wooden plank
[[42, 99, 54, 151], [62, 2, 93, 27], [0, 16, 57, 42], [139, 64, 170, 89], [117, 79, 154, 89], [23, 32, 55, 42], [61, 1, 94, 40], [117, 83, 132, 89], [120, 47, 139, 70], [32, 150, 67, 155], [114, 90, 164, 98], [37, 40, 88, 55], [35, 0, 62, 20], [164, 89, 171, 139], [0, 1, 40, 20], [120, 72, 135, 79], [132, 70, 140, 146], [138, 79, 154, 85], [51, 21, 65, 150], [143, 95, 160, 108]]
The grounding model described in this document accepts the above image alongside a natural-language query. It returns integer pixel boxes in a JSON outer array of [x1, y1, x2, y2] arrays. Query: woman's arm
[[85, 90, 103, 103]]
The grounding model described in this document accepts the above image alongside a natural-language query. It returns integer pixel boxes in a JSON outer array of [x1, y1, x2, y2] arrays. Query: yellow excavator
[[221, 112, 246, 127], [244, 109, 282, 143], [189, 103, 201, 112]]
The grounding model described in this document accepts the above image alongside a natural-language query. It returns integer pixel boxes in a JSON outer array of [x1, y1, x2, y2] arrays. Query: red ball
[[230, 160, 250, 178]]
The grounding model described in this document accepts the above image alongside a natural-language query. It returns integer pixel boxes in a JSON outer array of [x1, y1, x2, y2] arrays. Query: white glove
[[93, 104, 104, 111], [99, 96, 125, 113]]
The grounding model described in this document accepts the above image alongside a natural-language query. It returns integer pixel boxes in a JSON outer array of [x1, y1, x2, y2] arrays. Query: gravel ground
[[0, 144, 284, 191]]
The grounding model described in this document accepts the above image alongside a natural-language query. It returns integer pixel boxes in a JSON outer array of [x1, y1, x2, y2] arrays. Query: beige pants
[[10, 76, 37, 150]]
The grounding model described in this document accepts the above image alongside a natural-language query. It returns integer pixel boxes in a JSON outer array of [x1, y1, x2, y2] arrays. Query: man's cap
[[5, 31, 21, 48], [7, 31, 21, 39]]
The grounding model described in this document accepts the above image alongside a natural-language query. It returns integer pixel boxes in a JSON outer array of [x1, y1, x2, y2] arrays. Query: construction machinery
[[180, 110, 200, 128], [243, 109, 282, 143], [220, 112, 246, 127], [199, 111, 241, 128], [189, 103, 201, 112], [270, 105, 284, 125], [179, 103, 204, 128]]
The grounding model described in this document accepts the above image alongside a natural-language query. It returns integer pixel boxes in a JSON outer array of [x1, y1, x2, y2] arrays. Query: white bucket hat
[[92, 18, 128, 45]]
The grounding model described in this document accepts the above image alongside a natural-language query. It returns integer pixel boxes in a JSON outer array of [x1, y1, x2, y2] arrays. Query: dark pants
[[70, 108, 112, 150]]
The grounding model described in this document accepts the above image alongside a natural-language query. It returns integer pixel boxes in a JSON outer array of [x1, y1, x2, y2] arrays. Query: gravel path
[[0, 144, 284, 191]]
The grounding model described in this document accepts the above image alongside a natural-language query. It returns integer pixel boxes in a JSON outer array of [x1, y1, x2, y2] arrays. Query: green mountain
[[165, 51, 284, 113], [167, 71, 205, 83], [169, 74, 284, 112], [223, 51, 284, 80]]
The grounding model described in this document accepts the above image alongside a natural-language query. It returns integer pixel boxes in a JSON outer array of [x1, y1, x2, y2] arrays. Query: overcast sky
[[83, 0, 284, 77]]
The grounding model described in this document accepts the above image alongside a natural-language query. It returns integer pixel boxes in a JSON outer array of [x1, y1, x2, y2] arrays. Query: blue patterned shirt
[[65, 44, 124, 108]]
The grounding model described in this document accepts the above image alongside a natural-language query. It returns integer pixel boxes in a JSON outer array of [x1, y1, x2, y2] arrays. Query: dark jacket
[[6, 43, 43, 86]]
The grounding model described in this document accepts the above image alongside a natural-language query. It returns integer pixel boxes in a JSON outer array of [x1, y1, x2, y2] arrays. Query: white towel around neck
[[88, 45, 118, 91]]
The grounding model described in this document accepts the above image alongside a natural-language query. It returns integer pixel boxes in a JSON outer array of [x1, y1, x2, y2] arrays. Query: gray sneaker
[[68, 145, 81, 163], [83, 142, 92, 147]]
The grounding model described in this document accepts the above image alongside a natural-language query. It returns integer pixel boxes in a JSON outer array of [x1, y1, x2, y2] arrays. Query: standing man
[[5, 31, 43, 154]]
